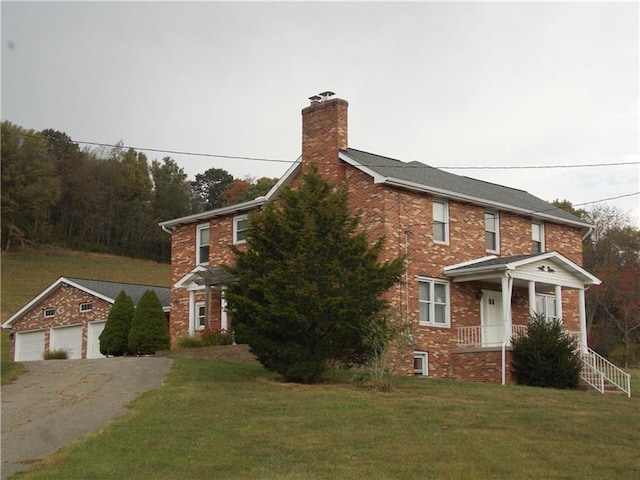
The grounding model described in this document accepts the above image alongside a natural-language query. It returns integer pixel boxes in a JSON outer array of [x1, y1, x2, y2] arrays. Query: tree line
[[553, 200, 640, 367], [0, 121, 277, 261]]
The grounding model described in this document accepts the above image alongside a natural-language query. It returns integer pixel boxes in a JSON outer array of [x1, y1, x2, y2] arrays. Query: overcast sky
[[2, 1, 639, 225]]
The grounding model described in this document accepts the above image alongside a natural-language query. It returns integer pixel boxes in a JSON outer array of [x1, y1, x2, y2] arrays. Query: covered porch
[[174, 265, 238, 336], [444, 252, 601, 350]]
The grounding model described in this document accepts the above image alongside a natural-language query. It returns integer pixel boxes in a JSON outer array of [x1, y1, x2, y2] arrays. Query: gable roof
[[340, 148, 591, 228], [444, 251, 601, 286], [2, 277, 170, 328]]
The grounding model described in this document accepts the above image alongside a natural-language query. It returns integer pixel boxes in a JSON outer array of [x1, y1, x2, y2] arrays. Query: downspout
[[161, 224, 173, 235], [581, 225, 593, 242], [502, 272, 514, 386]]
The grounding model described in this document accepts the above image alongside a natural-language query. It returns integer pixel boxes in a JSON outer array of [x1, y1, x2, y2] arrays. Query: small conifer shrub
[[128, 290, 170, 355], [99, 290, 135, 356], [511, 315, 582, 389]]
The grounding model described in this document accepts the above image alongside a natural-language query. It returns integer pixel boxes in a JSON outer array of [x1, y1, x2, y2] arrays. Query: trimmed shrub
[[99, 290, 135, 356], [511, 315, 582, 389], [177, 336, 204, 348], [44, 349, 68, 360], [201, 328, 234, 347], [128, 290, 170, 355]]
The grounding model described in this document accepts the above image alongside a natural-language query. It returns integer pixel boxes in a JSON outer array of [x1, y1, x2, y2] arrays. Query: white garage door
[[50, 324, 83, 359], [87, 321, 107, 359], [15, 330, 46, 361]]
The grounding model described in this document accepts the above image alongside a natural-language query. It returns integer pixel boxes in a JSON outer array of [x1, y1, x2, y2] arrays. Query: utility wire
[[3, 130, 639, 171]]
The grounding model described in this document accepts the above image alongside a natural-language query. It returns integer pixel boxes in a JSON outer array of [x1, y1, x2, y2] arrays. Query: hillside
[[1, 246, 170, 323]]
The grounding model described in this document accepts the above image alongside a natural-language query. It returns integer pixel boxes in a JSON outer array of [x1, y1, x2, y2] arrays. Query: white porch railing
[[457, 324, 537, 347], [580, 347, 631, 397]]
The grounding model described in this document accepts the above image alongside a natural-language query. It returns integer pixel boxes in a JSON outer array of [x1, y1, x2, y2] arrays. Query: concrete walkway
[[1, 357, 171, 479]]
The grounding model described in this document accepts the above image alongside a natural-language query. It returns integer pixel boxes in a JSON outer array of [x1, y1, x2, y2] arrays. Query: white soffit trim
[[443, 255, 498, 272], [159, 157, 302, 230]]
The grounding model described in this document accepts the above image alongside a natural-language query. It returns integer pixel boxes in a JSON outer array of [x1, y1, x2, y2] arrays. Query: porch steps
[[579, 348, 631, 397]]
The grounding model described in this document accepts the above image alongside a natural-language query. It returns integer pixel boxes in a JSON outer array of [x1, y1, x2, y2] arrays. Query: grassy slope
[[16, 360, 640, 480], [1, 247, 170, 383]]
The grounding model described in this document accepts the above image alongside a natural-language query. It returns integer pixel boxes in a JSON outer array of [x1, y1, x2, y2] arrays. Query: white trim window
[[233, 215, 248, 244], [532, 221, 545, 253], [44, 308, 56, 318], [418, 278, 450, 327], [79, 302, 93, 313], [432, 200, 449, 244], [413, 351, 429, 377], [485, 211, 499, 253], [195, 301, 206, 330], [535, 294, 558, 322], [196, 224, 210, 265]]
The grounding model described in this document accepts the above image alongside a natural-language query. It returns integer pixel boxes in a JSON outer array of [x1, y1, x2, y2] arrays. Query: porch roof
[[443, 251, 601, 288], [174, 266, 238, 290]]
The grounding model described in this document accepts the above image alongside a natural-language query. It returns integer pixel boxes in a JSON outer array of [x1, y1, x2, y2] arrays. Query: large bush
[[225, 168, 405, 384], [128, 290, 170, 355], [511, 315, 582, 389], [99, 290, 134, 356]]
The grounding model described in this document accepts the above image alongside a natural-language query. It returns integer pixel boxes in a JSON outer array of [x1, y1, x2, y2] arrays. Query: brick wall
[[9, 283, 112, 360]]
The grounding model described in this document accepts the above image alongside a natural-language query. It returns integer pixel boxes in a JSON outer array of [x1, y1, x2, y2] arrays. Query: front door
[[481, 290, 503, 347]]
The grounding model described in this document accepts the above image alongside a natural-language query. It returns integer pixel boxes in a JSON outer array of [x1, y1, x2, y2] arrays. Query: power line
[[3, 130, 638, 171]]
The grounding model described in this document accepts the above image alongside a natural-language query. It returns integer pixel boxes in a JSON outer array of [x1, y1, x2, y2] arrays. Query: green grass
[[14, 361, 640, 480], [1, 329, 25, 384]]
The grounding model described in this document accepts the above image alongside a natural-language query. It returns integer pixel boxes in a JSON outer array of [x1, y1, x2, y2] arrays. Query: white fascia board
[[159, 158, 302, 230], [174, 266, 207, 289], [338, 151, 387, 183], [443, 255, 498, 272], [1, 277, 114, 328], [159, 198, 267, 229], [510, 251, 601, 286], [382, 177, 592, 229]]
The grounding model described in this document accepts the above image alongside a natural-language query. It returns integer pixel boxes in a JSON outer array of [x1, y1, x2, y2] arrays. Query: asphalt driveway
[[1, 357, 171, 479]]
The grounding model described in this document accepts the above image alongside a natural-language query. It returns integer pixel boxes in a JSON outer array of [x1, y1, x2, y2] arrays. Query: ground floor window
[[418, 278, 450, 327], [413, 351, 428, 376], [535, 294, 558, 321], [195, 302, 206, 330]]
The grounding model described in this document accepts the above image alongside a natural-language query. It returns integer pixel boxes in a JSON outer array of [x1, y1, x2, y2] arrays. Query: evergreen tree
[[511, 315, 582, 389], [128, 290, 170, 355], [99, 290, 135, 356], [225, 168, 405, 383]]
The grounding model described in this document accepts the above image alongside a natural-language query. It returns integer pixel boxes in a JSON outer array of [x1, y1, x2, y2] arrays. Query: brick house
[[2, 277, 170, 361], [160, 93, 621, 388]]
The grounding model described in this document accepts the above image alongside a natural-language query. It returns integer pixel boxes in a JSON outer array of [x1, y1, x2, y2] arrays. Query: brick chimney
[[301, 91, 348, 183]]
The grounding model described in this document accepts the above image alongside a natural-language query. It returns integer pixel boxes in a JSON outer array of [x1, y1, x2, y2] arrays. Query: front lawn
[[15, 360, 640, 479]]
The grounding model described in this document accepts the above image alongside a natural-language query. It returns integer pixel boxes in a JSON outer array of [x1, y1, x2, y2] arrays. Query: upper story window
[[484, 211, 499, 253], [234, 215, 248, 244], [532, 221, 545, 253], [44, 308, 56, 318], [418, 278, 450, 327], [196, 224, 210, 265], [432, 200, 449, 244], [80, 302, 93, 312]]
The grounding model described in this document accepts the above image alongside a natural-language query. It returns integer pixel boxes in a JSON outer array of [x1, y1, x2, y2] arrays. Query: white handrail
[[580, 347, 631, 397]]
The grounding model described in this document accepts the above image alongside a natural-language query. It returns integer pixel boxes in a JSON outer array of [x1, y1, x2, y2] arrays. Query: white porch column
[[555, 285, 563, 321], [528, 281, 537, 317], [578, 288, 588, 350], [501, 275, 512, 345], [221, 286, 228, 332], [188, 290, 196, 336]]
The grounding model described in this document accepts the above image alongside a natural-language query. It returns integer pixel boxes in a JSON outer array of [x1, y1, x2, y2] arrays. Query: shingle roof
[[342, 148, 588, 227], [66, 278, 170, 307], [445, 253, 547, 273]]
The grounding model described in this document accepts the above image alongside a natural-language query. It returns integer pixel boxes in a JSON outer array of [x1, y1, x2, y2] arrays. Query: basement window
[[80, 302, 93, 313], [44, 308, 56, 318], [413, 351, 429, 377]]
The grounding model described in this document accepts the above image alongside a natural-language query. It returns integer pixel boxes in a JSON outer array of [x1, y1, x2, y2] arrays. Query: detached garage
[[2, 277, 170, 361]]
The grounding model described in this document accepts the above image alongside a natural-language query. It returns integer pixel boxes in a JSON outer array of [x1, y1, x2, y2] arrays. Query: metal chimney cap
[[309, 95, 322, 102], [319, 91, 335, 98]]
